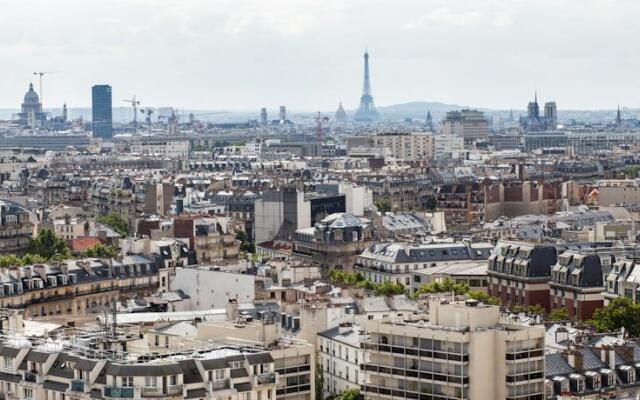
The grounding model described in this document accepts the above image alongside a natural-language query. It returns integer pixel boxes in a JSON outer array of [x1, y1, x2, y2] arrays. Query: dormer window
[[4, 356, 12, 368]]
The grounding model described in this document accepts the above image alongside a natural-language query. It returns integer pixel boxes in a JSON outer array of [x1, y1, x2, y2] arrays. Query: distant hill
[[374, 101, 479, 121]]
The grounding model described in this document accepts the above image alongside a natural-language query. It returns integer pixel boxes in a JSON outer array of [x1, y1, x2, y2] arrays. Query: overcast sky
[[0, 0, 638, 111]]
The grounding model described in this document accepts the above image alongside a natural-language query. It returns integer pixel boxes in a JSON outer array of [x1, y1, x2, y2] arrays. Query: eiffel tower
[[353, 50, 380, 123]]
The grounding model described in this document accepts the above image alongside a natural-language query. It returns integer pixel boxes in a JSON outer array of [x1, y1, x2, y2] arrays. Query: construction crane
[[139, 108, 154, 131], [315, 112, 329, 142], [122, 96, 141, 132], [32, 71, 59, 106]]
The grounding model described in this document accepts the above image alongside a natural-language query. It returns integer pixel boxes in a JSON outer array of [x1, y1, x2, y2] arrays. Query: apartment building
[[433, 135, 465, 160], [488, 241, 630, 317], [293, 213, 375, 274], [0, 255, 163, 319], [436, 182, 486, 228], [0, 199, 33, 255], [318, 323, 366, 397], [129, 138, 190, 159], [356, 241, 493, 289], [346, 133, 434, 162], [355, 174, 433, 212], [549, 250, 610, 320], [371, 133, 434, 162], [0, 325, 279, 400], [360, 299, 546, 400]]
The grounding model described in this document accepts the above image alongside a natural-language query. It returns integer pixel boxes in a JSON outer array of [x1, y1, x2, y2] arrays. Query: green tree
[[467, 290, 501, 305], [28, 229, 71, 260], [374, 198, 391, 213], [96, 212, 130, 237], [335, 389, 360, 400], [0, 254, 21, 268], [373, 280, 405, 296], [82, 244, 118, 258], [414, 277, 469, 298], [527, 304, 545, 316], [548, 308, 569, 322], [425, 195, 438, 212], [589, 297, 640, 336], [235, 229, 255, 253]]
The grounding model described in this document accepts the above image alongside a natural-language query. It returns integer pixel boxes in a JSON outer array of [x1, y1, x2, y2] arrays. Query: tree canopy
[[589, 297, 640, 336], [96, 212, 129, 237], [548, 308, 570, 322], [328, 269, 405, 296], [81, 244, 118, 258], [374, 198, 391, 213], [28, 229, 71, 260]]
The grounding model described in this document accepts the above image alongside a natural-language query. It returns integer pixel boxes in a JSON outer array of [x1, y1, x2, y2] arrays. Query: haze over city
[[1, 0, 639, 110], [5, 3, 640, 400]]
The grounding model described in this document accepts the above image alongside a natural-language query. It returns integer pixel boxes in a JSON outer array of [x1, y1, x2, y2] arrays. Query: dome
[[23, 83, 40, 105]]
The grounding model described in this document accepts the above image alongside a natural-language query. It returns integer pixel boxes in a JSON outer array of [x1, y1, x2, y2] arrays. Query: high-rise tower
[[92, 85, 113, 139], [353, 50, 380, 123]]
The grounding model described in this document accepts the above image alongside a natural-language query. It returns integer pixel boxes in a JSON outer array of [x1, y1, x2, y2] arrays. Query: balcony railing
[[104, 387, 134, 398], [255, 372, 277, 386], [71, 379, 85, 392]]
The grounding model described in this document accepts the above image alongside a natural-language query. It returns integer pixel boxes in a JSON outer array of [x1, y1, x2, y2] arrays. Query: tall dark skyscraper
[[92, 85, 113, 139], [354, 50, 380, 123]]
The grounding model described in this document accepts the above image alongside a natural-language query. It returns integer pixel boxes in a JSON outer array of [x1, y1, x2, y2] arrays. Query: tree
[[96, 212, 129, 237], [28, 229, 71, 260], [548, 308, 569, 322], [236, 229, 255, 254], [82, 244, 118, 258], [414, 277, 469, 298], [373, 280, 405, 296], [589, 297, 640, 336], [374, 198, 391, 213], [467, 290, 501, 305], [425, 195, 438, 212], [335, 389, 360, 400]]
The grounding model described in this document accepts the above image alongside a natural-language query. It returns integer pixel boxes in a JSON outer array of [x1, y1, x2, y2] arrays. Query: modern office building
[[91, 84, 113, 139], [441, 109, 489, 143]]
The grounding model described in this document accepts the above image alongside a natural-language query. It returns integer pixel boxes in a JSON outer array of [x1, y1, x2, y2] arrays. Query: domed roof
[[23, 83, 40, 105]]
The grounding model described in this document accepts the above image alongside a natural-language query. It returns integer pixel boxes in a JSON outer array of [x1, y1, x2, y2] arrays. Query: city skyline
[[1, 0, 640, 111]]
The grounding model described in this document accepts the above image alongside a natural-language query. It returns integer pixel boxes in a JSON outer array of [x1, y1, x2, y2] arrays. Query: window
[[23, 388, 34, 400], [4, 357, 11, 368], [145, 376, 157, 388], [123, 377, 134, 387], [230, 361, 243, 369], [213, 369, 225, 381], [170, 375, 177, 386]]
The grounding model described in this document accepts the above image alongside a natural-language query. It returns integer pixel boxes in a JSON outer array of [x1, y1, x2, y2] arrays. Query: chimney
[[555, 326, 569, 343], [60, 263, 69, 276], [8, 267, 21, 281], [614, 342, 635, 365], [566, 347, 584, 372], [225, 299, 239, 321]]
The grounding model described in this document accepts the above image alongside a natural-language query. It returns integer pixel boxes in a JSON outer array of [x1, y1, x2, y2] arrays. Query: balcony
[[71, 379, 85, 392], [254, 372, 277, 386], [23, 371, 37, 383], [104, 387, 134, 398]]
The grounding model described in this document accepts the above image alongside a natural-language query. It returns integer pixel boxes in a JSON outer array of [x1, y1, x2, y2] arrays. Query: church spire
[[616, 104, 622, 126]]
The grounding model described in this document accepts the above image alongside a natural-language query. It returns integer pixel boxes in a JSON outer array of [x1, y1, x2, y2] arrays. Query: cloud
[[404, 3, 514, 29]]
